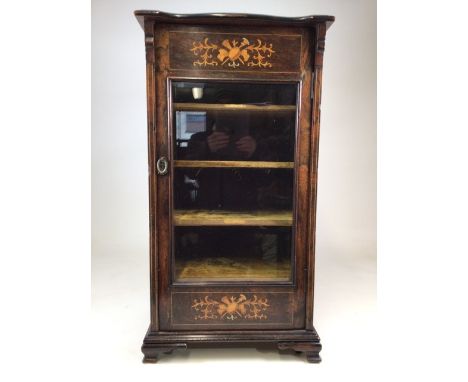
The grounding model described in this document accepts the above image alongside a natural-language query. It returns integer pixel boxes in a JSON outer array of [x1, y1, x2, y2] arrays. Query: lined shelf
[[173, 102, 296, 113], [174, 209, 293, 226], [175, 258, 291, 282], [174, 160, 294, 169]]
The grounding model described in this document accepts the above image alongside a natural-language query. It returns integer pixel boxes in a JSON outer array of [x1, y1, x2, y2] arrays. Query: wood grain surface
[[174, 160, 294, 169], [173, 102, 296, 113], [173, 209, 293, 226]]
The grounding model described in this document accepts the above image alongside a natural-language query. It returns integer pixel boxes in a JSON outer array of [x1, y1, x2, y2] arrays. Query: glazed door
[[171, 80, 296, 284]]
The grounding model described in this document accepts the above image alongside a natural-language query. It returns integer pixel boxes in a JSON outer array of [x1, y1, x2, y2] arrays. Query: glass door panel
[[174, 226, 292, 282], [174, 168, 293, 210], [173, 81, 296, 162], [171, 80, 298, 283]]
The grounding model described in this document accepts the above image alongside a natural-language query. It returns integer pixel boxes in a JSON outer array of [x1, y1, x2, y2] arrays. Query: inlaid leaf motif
[[190, 37, 275, 68], [192, 294, 270, 320], [190, 38, 219, 67]]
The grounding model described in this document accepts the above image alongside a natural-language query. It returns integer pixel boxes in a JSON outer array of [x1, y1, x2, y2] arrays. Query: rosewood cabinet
[[134, 10, 334, 363]]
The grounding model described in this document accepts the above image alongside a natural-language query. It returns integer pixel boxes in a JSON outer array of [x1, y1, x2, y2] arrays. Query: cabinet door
[[152, 27, 314, 331], [171, 81, 296, 284]]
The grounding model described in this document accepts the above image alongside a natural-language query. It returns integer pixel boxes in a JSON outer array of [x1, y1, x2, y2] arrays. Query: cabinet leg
[[142, 354, 159, 363], [305, 351, 321, 363], [141, 346, 159, 363], [141, 343, 187, 363], [277, 341, 322, 363]]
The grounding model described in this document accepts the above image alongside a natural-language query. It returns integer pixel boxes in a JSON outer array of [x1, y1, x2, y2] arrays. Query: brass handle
[[156, 156, 169, 175]]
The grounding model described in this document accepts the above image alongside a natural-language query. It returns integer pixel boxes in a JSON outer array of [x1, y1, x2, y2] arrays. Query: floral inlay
[[190, 38, 219, 67], [192, 294, 270, 320], [190, 37, 275, 68]]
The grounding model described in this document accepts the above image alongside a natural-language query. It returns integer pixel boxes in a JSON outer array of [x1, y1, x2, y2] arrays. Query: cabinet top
[[134, 10, 334, 30]]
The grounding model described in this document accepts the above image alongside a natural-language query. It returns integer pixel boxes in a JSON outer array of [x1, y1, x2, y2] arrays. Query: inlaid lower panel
[[169, 31, 302, 73], [170, 291, 294, 328]]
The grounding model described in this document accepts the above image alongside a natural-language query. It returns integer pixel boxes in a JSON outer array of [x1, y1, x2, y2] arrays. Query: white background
[[1, 1, 467, 382], [91, 0, 376, 374]]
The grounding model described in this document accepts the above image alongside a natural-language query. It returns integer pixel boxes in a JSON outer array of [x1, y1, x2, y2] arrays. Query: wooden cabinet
[[134, 10, 334, 363]]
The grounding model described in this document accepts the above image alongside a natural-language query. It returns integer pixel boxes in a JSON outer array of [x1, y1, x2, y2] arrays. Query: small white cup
[[192, 87, 203, 100]]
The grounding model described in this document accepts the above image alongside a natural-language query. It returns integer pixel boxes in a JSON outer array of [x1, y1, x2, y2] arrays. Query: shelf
[[173, 103, 296, 113], [174, 209, 293, 226], [175, 258, 291, 282], [174, 160, 294, 169]]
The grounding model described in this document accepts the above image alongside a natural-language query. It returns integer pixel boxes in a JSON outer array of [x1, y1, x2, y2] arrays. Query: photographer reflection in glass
[[207, 125, 257, 159], [188, 115, 261, 161], [176, 86, 294, 211], [174, 85, 295, 269]]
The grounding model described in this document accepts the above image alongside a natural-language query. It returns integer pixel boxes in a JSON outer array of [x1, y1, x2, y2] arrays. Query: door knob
[[156, 156, 169, 175]]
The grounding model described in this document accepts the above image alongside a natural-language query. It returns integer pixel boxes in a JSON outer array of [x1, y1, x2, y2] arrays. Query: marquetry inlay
[[190, 37, 275, 68], [192, 294, 270, 320]]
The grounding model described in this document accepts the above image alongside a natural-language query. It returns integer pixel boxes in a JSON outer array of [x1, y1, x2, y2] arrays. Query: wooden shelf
[[174, 160, 294, 169], [174, 209, 293, 226], [175, 258, 291, 282], [173, 102, 296, 113]]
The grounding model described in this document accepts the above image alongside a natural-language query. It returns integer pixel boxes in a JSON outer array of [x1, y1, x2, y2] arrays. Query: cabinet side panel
[[153, 26, 172, 330], [144, 20, 158, 331], [306, 23, 327, 330]]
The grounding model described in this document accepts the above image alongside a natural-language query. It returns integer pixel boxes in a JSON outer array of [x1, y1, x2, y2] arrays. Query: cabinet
[[134, 10, 334, 363]]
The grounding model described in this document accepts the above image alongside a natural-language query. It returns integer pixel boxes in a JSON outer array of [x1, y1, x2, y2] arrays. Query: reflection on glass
[[171, 80, 297, 283], [173, 81, 297, 162], [174, 227, 292, 282], [175, 111, 207, 149], [174, 168, 293, 211], [172, 82, 297, 105]]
